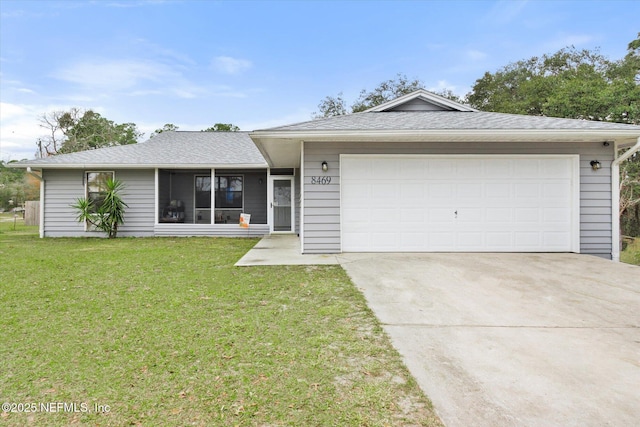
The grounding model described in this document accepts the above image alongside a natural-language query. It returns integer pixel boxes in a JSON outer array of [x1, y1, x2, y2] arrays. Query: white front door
[[341, 155, 579, 252], [270, 177, 294, 233]]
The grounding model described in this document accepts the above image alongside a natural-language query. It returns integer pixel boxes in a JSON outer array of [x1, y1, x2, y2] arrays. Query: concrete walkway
[[235, 234, 339, 266]]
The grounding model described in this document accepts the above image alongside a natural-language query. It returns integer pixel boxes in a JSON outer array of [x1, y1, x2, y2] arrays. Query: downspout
[[612, 137, 640, 261], [26, 167, 45, 238]]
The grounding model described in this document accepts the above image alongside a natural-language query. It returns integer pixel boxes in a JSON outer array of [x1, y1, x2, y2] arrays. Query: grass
[[621, 237, 640, 265], [0, 219, 442, 426]]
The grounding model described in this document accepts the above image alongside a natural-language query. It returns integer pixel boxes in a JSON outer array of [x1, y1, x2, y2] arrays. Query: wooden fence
[[24, 201, 40, 226]]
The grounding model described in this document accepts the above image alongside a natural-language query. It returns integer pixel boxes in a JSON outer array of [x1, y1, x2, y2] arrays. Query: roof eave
[[251, 129, 640, 144], [7, 162, 268, 170]]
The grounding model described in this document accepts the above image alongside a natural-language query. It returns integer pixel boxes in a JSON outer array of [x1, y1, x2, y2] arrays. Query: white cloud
[[52, 59, 176, 90], [212, 56, 253, 75], [0, 103, 45, 161]]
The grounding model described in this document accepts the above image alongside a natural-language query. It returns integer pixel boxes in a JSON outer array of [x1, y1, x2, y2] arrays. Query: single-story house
[[11, 90, 640, 261]]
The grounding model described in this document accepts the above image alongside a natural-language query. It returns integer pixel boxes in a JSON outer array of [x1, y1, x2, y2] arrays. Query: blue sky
[[1, 0, 638, 161]]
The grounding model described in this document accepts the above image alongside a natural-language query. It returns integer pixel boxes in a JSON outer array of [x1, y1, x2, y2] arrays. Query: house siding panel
[[303, 141, 614, 257], [42, 169, 155, 237]]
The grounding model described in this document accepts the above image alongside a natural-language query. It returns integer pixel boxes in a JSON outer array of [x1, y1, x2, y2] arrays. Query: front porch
[[157, 168, 268, 233]]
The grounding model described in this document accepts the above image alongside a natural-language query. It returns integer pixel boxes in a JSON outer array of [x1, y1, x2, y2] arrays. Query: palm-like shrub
[[72, 178, 128, 238]]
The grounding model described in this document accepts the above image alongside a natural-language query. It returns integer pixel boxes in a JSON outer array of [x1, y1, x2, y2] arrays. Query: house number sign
[[310, 176, 332, 185]]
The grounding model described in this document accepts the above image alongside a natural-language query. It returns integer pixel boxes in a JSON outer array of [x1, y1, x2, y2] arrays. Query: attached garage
[[341, 155, 580, 252], [250, 89, 640, 260]]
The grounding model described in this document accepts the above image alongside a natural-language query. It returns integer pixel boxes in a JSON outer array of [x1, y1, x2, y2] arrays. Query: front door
[[270, 177, 294, 233]]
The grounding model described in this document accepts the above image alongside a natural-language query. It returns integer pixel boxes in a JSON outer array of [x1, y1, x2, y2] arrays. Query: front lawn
[[0, 226, 442, 426], [621, 237, 640, 265]]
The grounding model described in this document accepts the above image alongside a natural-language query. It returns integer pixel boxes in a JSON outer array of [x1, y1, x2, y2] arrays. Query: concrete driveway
[[337, 253, 640, 427]]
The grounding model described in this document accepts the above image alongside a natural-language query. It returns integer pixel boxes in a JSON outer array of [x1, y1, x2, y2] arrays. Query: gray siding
[[118, 169, 155, 236], [303, 141, 614, 257], [42, 169, 86, 237], [241, 170, 268, 224], [42, 169, 155, 237], [154, 224, 269, 237], [42, 168, 267, 238]]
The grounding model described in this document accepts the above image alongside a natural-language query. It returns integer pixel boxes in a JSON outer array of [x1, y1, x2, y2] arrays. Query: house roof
[[260, 110, 640, 133], [250, 90, 640, 167], [11, 131, 268, 169], [364, 89, 478, 112]]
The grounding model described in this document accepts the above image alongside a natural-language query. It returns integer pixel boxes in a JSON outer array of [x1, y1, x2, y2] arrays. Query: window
[[214, 176, 243, 224], [215, 176, 243, 208], [86, 171, 114, 212], [195, 176, 211, 208], [194, 175, 212, 224]]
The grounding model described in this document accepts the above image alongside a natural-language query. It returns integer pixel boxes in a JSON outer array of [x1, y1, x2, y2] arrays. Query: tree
[[313, 92, 348, 118], [466, 34, 640, 236], [202, 123, 240, 132], [466, 41, 640, 124], [351, 74, 425, 113], [0, 160, 40, 211], [37, 108, 142, 157], [72, 178, 128, 238], [314, 73, 465, 118], [150, 123, 179, 138]]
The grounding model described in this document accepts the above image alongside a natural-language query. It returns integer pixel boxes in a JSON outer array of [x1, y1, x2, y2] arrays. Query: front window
[[215, 176, 243, 223], [194, 175, 212, 224], [87, 171, 114, 212]]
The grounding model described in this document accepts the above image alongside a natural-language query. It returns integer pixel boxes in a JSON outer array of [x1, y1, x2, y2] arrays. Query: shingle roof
[[261, 111, 640, 132], [12, 131, 267, 168]]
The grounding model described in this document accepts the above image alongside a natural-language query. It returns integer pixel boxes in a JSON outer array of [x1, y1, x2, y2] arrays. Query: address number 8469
[[310, 176, 332, 185]]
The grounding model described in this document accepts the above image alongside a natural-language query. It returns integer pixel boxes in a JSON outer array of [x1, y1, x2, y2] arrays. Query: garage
[[340, 154, 580, 252]]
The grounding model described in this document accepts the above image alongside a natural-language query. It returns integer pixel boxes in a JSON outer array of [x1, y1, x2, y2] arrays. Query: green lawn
[[0, 220, 442, 426], [621, 237, 640, 265]]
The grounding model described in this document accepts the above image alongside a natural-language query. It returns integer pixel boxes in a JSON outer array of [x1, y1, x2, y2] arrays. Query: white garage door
[[341, 155, 579, 252]]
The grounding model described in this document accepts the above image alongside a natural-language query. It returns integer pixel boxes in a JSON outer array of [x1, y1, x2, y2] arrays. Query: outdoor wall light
[[590, 160, 602, 171], [321, 161, 328, 172], [603, 141, 610, 147]]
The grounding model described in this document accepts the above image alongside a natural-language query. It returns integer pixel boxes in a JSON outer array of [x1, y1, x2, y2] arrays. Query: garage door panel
[[430, 208, 455, 222], [427, 160, 455, 178], [372, 209, 395, 224], [543, 208, 571, 222], [456, 232, 484, 250], [400, 209, 426, 224], [487, 208, 513, 222], [429, 183, 455, 198], [399, 159, 427, 179], [515, 159, 541, 178], [341, 156, 577, 252], [543, 182, 571, 200], [456, 159, 483, 178], [515, 183, 541, 197], [457, 182, 483, 199]]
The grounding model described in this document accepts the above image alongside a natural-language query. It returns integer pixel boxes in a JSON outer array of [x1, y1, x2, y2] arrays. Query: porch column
[[211, 168, 215, 224]]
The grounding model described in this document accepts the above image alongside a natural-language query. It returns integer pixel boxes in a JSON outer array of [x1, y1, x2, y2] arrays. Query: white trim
[[211, 168, 215, 224], [83, 170, 115, 232], [268, 175, 295, 234], [266, 168, 273, 229], [251, 129, 640, 144], [611, 137, 640, 262], [364, 89, 478, 112], [154, 168, 159, 226], [339, 154, 580, 253], [39, 178, 45, 238], [300, 141, 305, 253]]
